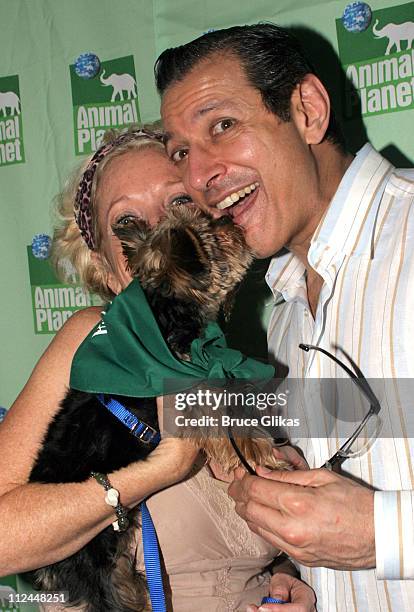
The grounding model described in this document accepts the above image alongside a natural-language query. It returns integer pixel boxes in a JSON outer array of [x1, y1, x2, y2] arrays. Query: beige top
[[136, 466, 276, 611], [42, 467, 277, 611]]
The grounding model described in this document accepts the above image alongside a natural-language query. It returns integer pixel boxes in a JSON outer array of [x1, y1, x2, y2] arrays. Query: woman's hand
[[246, 573, 316, 611], [143, 396, 200, 489], [144, 436, 200, 489]]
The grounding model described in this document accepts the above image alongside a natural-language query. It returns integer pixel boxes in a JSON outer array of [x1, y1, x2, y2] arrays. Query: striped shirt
[[266, 144, 414, 611]]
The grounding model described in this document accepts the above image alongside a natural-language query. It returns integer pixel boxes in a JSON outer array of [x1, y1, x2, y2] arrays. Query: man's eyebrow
[[163, 99, 236, 146], [197, 100, 234, 117]]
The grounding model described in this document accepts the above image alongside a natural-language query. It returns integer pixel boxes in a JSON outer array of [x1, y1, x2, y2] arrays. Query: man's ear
[[290, 74, 331, 145]]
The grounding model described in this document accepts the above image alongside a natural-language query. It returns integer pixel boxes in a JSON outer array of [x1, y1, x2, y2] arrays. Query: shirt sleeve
[[374, 490, 414, 579]]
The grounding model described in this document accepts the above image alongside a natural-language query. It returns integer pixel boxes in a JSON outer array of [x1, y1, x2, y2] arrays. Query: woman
[[0, 126, 314, 611]]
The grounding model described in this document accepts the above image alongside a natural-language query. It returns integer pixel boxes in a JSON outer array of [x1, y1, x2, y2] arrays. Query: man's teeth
[[216, 182, 259, 210]]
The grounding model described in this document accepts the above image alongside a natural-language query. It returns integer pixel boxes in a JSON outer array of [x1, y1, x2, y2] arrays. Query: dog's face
[[112, 205, 253, 319]]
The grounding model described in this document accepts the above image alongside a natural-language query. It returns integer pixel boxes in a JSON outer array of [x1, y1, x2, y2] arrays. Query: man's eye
[[212, 118, 234, 135], [171, 149, 188, 163], [170, 194, 193, 206]]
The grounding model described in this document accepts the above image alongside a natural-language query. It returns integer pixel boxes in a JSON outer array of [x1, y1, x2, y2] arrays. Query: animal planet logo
[[27, 247, 101, 334], [0, 74, 25, 167], [70, 55, 140, 155], [336, 1, 414, 118]]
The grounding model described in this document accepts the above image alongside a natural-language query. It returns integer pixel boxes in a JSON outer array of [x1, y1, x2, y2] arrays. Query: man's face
[[161, 54, 320, 258]]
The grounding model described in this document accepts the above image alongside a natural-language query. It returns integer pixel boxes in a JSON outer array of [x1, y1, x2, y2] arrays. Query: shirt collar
[[266, 143, 394, 298]]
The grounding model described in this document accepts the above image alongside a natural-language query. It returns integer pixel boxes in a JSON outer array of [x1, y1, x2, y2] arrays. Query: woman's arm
[[0, 308, 198, 576]]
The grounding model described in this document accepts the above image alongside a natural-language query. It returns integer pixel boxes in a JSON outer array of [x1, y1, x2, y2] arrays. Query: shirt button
[[304, 309, 309, 317]]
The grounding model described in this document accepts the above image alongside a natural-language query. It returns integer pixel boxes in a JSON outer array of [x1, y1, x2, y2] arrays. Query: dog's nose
[[214, 215, 234, 228]]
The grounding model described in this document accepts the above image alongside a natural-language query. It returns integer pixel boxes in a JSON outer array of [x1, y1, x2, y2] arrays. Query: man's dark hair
[[155, 23, 344, 148]]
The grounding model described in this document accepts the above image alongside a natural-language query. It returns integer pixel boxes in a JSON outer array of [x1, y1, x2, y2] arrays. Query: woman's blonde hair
[[51, 123, 164, 302]]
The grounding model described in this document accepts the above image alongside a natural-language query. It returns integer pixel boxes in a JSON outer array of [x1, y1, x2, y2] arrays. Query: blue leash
[[97, 394, 166, 611], [141, 501, 166, 611]]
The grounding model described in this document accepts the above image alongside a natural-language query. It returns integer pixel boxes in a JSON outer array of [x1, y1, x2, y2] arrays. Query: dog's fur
[[27, 205, 287, 611]]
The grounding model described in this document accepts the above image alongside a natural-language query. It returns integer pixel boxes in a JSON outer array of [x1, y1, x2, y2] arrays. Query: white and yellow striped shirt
[[266, 144, 414, 611]]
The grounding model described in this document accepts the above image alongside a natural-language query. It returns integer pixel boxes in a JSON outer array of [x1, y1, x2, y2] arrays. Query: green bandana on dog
[[70, 278, 274, 397]]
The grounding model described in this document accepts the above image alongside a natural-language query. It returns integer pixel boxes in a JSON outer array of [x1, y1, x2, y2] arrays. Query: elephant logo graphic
[[99, 70, 137, 102], [0, 584, 17, 608], [0, 91, 20, 117], [372, 19, 414, 55], [58, 258, 78, 284]]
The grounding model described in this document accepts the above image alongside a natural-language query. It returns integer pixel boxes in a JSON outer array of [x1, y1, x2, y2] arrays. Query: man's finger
[[255, 466, 336, 487], [229, 473, 308, 511], [244, 517, 293, 554], [272, 446, 309, 471], [233, 466, 245, 480]]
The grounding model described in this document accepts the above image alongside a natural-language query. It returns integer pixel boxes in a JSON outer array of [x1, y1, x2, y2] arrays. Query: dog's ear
[[158, 226, 210, 277], [168, 227, 209, 277], [147, 226, 210, 295]]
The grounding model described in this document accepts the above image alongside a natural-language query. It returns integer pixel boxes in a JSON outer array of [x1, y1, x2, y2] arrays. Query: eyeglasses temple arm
[[228, 428, 256, 475], [299, 343, 381, 415]]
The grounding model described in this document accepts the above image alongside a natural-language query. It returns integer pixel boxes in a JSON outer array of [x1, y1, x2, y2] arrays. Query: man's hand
[[228, 467, 375, 570], [271, 446, 309, 471], [246, 573, 316, 611]]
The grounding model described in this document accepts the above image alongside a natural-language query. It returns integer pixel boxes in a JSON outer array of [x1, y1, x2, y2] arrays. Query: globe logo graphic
[[342, 2, 372, 33], [31, 234, 52, 260], [74, 52, 101, 79]]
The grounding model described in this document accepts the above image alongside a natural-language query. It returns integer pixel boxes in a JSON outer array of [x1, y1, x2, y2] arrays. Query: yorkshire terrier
[[27, 205, 287, 612]]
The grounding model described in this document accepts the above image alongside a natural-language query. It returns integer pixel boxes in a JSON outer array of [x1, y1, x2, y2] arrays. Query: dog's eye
[[170, 195, 193, 207]]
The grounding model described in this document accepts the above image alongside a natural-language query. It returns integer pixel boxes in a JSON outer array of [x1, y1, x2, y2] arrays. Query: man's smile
[[215, 182, 259, 211]]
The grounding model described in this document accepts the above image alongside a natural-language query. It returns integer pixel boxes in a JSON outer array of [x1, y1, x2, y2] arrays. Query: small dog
[[27, 205, 287, 611]]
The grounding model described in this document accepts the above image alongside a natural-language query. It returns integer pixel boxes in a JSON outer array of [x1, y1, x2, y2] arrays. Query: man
[[155, 24, 414, 611]]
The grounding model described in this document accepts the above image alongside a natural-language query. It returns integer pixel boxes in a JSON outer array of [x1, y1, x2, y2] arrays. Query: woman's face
[[94, 146, 191, 294]]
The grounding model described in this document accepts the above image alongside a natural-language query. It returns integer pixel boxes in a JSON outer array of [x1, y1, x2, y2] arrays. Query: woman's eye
[[114, 214, 138, 226], [170, 195, 193, 206], [171, 149, 188, 163], [212, 118, 234, 135]]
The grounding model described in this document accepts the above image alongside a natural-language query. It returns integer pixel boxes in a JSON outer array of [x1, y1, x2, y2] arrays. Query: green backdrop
[[0, 0, 413, 606]]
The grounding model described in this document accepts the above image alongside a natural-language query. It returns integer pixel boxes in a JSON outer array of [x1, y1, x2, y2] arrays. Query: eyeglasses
[[299, 343, 382, 470], [228, 345, 382, 474]]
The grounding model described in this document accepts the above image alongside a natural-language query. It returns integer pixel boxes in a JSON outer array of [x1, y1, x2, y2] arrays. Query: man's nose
[[185, 145, 226, 196]]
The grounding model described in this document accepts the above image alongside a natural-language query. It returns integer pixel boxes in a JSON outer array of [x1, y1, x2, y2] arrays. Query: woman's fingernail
[[246, 606, 255, 612]]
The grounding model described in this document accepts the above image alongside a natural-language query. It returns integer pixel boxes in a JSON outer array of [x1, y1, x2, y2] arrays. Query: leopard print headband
[[74, 128, 164, 250]]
